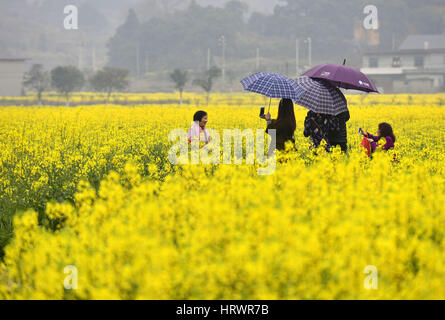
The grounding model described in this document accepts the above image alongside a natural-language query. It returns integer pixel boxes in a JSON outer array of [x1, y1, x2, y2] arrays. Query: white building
[[361, 35, 445, 93], [0, 58, 28, 97]]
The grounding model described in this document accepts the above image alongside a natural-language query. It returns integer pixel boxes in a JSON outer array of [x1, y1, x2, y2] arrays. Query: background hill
[[1, 0, 444, 91]]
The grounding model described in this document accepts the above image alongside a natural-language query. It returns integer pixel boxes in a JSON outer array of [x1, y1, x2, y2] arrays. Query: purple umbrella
[[303, 63, 379, 93]]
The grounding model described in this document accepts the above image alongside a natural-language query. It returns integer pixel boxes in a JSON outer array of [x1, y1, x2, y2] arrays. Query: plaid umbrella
[[294, 76, 348, 116], [241, 72, 305, 101]]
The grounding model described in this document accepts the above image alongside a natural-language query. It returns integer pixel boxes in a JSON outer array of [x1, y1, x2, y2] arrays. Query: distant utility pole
[[78, 44, 83, 70], [207, 48, 211, 71], [136, 42, 140, 79], [219, 35, 226, 86], [307, 37, 312, 69], [92, 45, 96, 71], [296, 38, 300, 77], [145, 52, 149, 73], [256, 48, 260, 70]]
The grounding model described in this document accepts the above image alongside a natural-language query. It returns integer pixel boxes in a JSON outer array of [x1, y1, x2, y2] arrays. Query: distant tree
[[107, 9, 141, 74], [51, 66, 85, 106], [224, 0, 249, 22], [90, 67, 130, 101], [110, 2, 248, 73], [193, 66, 222, 105], [78, 2, 110, 29], [169, 69, 188, 105], [136, 0, 186, 19], [23, 64, 50, 105]]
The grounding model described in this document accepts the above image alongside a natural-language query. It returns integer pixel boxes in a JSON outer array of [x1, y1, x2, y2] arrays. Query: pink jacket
[[187, 121, 211, 144]]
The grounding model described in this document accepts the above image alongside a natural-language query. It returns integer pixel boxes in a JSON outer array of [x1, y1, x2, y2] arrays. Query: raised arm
[[366, 132, 380, 142]]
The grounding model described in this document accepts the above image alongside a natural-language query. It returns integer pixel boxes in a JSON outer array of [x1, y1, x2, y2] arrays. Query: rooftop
[[399, 35, 445, 51], [364, 34, 445, 55]]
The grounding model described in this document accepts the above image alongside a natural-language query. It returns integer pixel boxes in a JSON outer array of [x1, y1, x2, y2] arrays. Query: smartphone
[[259, 107, 265, 117]]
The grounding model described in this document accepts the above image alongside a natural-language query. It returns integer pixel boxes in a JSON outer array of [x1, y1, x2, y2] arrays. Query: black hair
[[276, 99, 296, 133], [378, 123, 396, 143], [193, 111, 208, 122]]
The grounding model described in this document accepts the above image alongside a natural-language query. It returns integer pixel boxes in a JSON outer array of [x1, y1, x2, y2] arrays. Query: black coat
[[266, 119, 295, 150], [327, 111, 350, 144]]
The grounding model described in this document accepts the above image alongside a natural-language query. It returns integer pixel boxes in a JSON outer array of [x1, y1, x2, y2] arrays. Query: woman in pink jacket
[[188, 111, 211, 145]]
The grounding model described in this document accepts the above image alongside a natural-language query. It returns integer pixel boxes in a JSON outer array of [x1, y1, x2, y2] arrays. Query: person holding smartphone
[[358, 123, 396, 157], [260, 99, 296, 151]]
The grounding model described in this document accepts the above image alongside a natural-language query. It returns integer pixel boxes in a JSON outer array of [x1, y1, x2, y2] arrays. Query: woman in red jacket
[[359, 123, 396, 157]]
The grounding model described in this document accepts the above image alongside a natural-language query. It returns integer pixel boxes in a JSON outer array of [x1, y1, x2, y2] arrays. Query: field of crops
[[0, 92, 444, 299]]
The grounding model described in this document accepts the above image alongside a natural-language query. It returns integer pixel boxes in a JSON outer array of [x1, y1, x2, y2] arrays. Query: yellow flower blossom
[[0, 93, 444, 299]]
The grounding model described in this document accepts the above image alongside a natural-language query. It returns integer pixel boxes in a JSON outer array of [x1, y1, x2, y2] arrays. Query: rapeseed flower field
[[0, 93, 444, 299]]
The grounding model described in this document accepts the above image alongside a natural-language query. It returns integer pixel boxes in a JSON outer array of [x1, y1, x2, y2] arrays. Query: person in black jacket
[[303, 111, 340, 151], [327, 111, 350, 152]]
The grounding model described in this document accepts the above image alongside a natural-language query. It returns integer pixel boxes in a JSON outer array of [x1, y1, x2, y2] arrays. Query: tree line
[[23, 64, 222, 105], [23, 65, 129, 106]]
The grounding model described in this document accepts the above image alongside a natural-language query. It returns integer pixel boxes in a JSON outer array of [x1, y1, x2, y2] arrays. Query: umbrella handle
[[267, 97, 271, 113]]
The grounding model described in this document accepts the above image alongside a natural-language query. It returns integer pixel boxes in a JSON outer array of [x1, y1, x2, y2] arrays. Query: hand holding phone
[[259, 107, 265, 117]]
